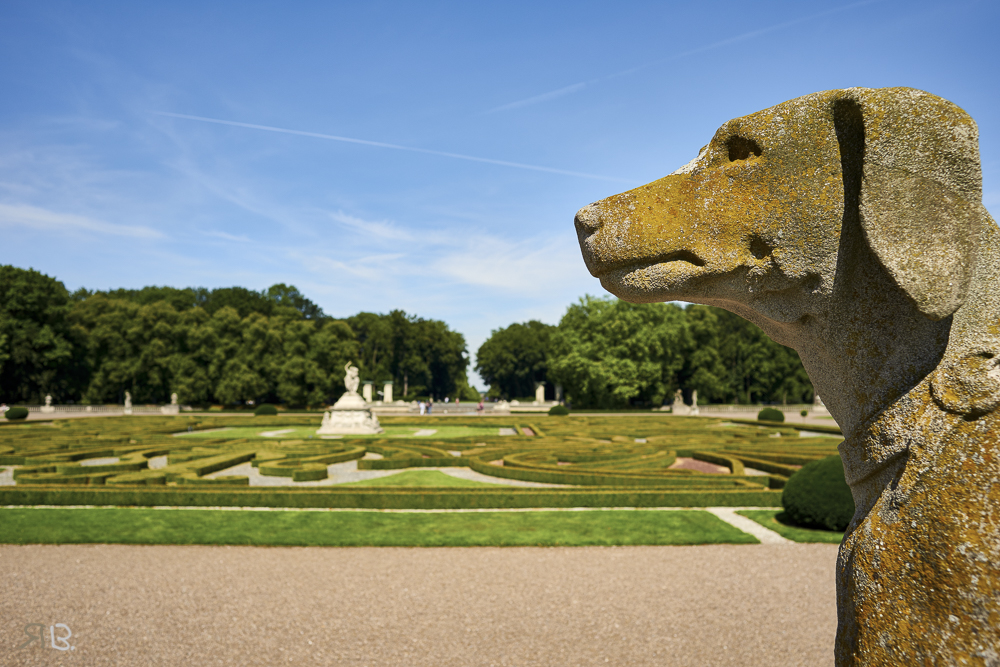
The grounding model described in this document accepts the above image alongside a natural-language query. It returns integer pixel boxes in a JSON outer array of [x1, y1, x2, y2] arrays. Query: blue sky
[[1, 0, 997, 389]]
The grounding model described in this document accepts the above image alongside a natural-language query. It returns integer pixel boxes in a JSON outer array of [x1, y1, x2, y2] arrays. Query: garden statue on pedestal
[[317, 362, 383, 435], [41, 395, 55, 413], [124, 391, 132, 415], [670, 389, 689, 415], [162, 392, 180, 415]]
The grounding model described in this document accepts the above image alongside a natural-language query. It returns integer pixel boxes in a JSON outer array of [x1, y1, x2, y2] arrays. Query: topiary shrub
[[800, 410, 808, 417], [758, 407, 784, 422], [4, 407, 28, 420], [782, 454, 855, 531], [254, 404, 278, 416], [548, 405, 570, 416]]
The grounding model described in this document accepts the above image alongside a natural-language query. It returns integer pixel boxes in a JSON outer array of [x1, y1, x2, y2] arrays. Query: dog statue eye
[[727, 136, 762, 161]]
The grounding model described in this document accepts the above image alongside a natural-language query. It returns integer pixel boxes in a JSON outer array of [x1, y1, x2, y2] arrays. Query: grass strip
[[737, 509, 844, 543], [0, 508, 758, 547]]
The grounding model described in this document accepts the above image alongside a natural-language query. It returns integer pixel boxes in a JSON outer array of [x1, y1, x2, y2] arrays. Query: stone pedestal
[[317, 392, 383, 435], [40, 395, 55, 414], [383, 382, 393, 403], [810, 393, 830, 416], [362, 382, 373, 403], [534, 382, 545, 404]]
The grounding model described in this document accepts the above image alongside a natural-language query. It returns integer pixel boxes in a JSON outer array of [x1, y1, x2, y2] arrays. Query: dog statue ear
[[835, 88, 985, 321]]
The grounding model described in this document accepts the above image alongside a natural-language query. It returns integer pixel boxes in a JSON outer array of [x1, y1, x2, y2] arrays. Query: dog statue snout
[[573, 204, 601, 234]]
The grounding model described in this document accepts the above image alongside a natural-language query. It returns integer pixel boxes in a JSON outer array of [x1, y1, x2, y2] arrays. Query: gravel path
[[0, 543, 837, 666], [199, 459, 569, 488]]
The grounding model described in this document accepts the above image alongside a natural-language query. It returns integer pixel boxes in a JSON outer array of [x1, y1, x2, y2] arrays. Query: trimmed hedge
[[548, 405, 569, 416], [4, 407, 28, 421], [782, 454, 855, 531], [469, 456, 766, 488], [693, 451, 746, 475], [0, 485, 783, 509], [292, 464, 328, 482], [757, 407, 784, 422], [254, 404, 278, 416]]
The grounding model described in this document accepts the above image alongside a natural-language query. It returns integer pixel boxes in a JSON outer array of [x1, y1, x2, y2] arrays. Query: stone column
[[383, 382, 393, 404], [362, 381, 373, 403]]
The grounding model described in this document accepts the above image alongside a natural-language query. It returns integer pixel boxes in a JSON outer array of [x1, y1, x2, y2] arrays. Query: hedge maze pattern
[[0, 415, 842, 508]]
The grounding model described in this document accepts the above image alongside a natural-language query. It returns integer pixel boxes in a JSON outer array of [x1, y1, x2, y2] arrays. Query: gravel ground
[[1, 543, 837, 666]]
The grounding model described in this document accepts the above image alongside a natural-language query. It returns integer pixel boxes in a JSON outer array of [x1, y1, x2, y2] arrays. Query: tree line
[[475, 296, 813, 408], [0, 265, 477, 406], [2, 265, 812, 409]]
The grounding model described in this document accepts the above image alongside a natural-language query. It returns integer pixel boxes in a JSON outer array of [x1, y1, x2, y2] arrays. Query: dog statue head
[[575, 87, 1000, 664], [575, 87, 998, 437]]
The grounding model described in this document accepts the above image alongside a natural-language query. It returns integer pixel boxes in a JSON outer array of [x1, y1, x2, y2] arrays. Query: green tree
[[548, 296, 689, 409], [266, 283, 325, 320], [70, 296, 186, 404], [676, 306, 812, 404], [711, 309, 812, 404], [476, 320, 555, 400], [0, 266, 83, 403], [345, 310, 474, 400]]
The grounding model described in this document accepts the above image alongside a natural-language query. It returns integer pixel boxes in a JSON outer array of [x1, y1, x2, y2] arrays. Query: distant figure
[[477, 399, 484, 415], [444, 397, 450, 403], [344, 362, 361, 395], [419, 401, 426, 415], [455, 397, 460, 406], [427, 399, 433, 415]]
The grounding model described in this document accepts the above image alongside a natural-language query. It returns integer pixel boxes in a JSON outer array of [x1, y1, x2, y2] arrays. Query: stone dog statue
[[574, 87, 999, 664]]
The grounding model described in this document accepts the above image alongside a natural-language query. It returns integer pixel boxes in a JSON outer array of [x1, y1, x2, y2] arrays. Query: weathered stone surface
[[574, 87, 999, 664]]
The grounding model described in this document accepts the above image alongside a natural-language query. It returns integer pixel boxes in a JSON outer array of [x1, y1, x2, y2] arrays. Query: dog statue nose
[[574, 204, 602, 234]]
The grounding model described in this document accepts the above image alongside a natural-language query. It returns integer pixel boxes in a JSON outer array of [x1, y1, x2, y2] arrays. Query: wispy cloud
[[0, 203, 165, 239], [489, 82, 589, 114], [298, 251, 407, 282], [151, 111, 631, 183], [201, 230, 251, 243], [433, 234, 588, 294], [487, 0, 884, 113], [329, 210, 415, 242]]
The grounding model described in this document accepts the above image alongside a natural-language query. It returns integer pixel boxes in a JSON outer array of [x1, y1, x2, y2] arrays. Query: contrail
[[487, 0, 884, 114], [152, 111, 631, 183]]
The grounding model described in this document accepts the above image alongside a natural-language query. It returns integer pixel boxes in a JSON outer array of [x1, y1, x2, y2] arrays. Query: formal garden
[[0, 412, 851, 547]]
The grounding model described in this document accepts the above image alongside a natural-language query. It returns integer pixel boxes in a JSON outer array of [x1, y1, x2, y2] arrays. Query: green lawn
[[0, 508, 758, 547], [174, 425, 505, 440], [338, 470, 507, 488], [737, 509, 844, 543]]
